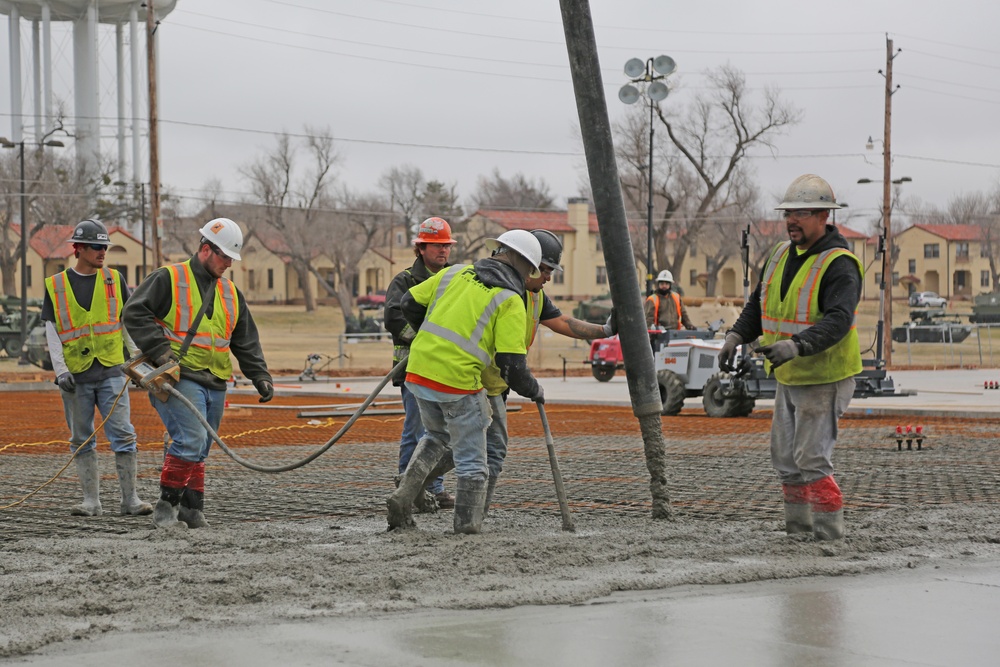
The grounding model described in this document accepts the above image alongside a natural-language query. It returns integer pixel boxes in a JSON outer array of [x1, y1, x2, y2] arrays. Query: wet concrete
[[10, 561, 998, 666]]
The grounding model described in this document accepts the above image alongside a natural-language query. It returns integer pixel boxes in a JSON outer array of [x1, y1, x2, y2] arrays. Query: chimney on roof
[[567, 197, 589, 205]]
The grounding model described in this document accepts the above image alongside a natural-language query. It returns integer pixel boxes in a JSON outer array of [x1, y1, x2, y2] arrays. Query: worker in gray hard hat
[[645, 268, 694, 330], [42, 218, 153, 518], [718, 174, 863, 541]]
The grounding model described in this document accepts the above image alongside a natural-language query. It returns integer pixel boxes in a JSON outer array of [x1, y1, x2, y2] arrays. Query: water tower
[[2, 0, 177, 181]]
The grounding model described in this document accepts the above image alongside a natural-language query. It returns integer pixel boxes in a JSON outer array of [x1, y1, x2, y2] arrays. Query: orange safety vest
[[646, 292, 682, 330]]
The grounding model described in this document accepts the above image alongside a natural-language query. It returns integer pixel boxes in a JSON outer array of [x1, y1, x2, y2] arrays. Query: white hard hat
[[656, 270, 674, 283], [199, 218, 243, 261], [485, 229, 542, 279], [775, 174, 842, 211]]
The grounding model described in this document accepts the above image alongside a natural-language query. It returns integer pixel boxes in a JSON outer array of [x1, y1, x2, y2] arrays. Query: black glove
[[718, 333, 743, 373], [254, 379, 274, 403], [601, 309, 618, 337], [154, 350, 179, 367], [56, 372, 76, 393], [760, 339, 799, 368], [685, 324, 697, 330], [531, 384, 545, 405]]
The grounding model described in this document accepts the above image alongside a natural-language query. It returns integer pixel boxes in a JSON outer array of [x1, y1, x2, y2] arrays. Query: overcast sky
[[3, 0, 1000, 231]]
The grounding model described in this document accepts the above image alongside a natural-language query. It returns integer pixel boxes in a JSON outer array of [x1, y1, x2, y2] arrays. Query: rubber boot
[[178, 488, 209, 528], [483, 474, 499, 517], [152, 486, 188, 530], [783, 502, 812, 534], [70, 449, 102, 516], [813, 509, 845, 541], [387, 437, 447, 531], [453, 477, 488, 535], [393, 474, 438, 515], [115, 451, 153, 516], [781, 483, 811, 534]]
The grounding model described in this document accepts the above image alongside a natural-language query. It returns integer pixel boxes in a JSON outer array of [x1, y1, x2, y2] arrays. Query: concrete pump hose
[[165, 360, 405, 474]]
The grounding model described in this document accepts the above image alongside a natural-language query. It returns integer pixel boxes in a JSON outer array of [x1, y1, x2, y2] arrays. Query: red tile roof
[[474, 209, 600, 233], [21, 223, 149, 260], [909, 223, 983, 241]]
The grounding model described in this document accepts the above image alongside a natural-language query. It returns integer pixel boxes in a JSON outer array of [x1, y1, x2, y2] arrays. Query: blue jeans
[[414, 390, 491, 482], [485, 394, 508, 478], [150, 378, 226, 463], [61, 374, 137, 454], [398, 385, 444, 494]]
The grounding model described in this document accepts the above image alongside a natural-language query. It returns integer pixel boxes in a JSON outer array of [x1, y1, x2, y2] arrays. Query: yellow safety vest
[[760, 242, 863, 385], [45, 268, 126, 374], [481, 289, 545, 396], [406, 264, 527, 392], [156, 260, 239, 381]]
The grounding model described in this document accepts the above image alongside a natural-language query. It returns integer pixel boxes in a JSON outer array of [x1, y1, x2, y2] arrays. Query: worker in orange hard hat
[[383, 217, 458, 512]]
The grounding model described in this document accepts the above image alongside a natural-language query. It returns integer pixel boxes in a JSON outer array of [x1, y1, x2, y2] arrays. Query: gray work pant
[[770, 377, 855, 485]]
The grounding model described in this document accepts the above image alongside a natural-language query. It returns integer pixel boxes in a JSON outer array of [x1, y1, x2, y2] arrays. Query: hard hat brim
[[775, 202, 842, 211]]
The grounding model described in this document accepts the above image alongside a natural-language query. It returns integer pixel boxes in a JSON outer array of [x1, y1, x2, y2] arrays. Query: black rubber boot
[[453, 477, 488, 535], [152, 486, 187, 530], [387, 437, 447, 531], [178, 489, 209, 528]]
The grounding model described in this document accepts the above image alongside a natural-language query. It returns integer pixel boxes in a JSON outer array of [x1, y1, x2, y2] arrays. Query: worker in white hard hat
[[645, 269, 695, 330], [718, 174, 863, 542], [387, 229, 545, 535], [123, 217, 274, 530], [384, 217, 458, 512]]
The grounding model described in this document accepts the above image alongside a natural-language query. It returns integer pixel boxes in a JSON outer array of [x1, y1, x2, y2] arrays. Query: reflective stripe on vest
[[45, 268, 125, 374], [420, 265, 518, 366], [646, 292, 682, 329], [761, 243, 858, 337], [525, 290, 544, 348]]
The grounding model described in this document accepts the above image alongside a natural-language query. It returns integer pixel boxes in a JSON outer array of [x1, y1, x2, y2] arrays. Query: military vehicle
[[25, 324, 52, 370], [892, 308, 972, 344], [969, 291, 1000, 324], [0, 295, 43, 358]]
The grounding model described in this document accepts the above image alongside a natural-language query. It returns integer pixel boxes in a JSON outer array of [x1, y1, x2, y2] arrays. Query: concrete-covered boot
[[387, 437, 447, 531], [178, 489, 209, 528], [152, 486, 188, 530], [115, 451, 153, 515], [413, 489, 438, 514], [781, 483, 811, 534], [484, 474, 500, 516], [453, 477, 488, 535], [812, 509, 845, 541], [71, 448, 102, 516]]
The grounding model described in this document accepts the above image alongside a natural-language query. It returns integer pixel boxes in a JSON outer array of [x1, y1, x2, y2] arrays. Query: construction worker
[[718, 174, 863, 541], [122, 218, 273, 530], [387, 229, 545, 534], [645, 269, 695, 330], [42, 218, 153, 517], [384, 216, 457, 511], [479, 229, 615, 512]]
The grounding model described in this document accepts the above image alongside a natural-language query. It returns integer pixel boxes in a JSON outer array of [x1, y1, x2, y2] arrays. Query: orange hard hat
[[414, 217, 457, 245]]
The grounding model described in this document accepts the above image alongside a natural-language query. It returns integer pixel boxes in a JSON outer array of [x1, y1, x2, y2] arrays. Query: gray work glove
[[56, 372, 76, 393], [760, 339, 800, 368], [601, 309, 618, 337], [399, 324, 417, 344], [718, 333, 743, 373], [531, 384, 545, 405], [254, 378, 274, 403], [154, 350, 179, 368]]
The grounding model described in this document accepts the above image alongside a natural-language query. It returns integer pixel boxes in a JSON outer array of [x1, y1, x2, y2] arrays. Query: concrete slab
[[16, 561, 1000, 667]]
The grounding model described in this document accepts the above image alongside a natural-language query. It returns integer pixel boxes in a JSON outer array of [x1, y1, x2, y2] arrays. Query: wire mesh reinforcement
[[1, 390, 998, 540]]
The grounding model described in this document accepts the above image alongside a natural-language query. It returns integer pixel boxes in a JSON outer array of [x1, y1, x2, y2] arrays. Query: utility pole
[[146, 1, 162, 267], [880, 36, 900, 367]]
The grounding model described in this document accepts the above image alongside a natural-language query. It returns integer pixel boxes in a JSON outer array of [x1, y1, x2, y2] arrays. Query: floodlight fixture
[[648, 81, 669, 101], [652, 55, 676, 76], [619, 84, 640, 105], [624, 58, 645, 78]]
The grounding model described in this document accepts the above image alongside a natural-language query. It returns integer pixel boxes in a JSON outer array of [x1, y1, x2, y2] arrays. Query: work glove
[[56, 372, 76, 393], [760, 339, 800, 368], [531, 384, 545, 405], [601, 309, 618, 337], [399, 324, 417, 344], [685, 324, 697, 331], [154, 350, 179, 368], [254, 378, 274, 403], [718, 333, 743, 373]]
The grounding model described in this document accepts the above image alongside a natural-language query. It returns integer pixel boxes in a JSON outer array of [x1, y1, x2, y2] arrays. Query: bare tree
[[239, 127, 340, 312], [378, 165, 425, 247], [469, 168, 555, 211], [615, 64, 801, 285]]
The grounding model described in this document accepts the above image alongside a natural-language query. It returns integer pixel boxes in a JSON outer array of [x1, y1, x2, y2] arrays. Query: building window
[[27, 266, 32, 287], [395, 231, 404, 246], [267, 268, 274, 290], [982, 270, 991, 288], [596, 266, 608, 285], [690, 269, 698, 286], [923, 243, 939, 258], [956, 271, 968, 290], [595, 235, 602, 252], [892, 271, 899, 287], [908, 259, 916, 273], [689, 242, 697, 258], [847, 241, 856, 254], [552, 270, 564, 285], [956, 242, 969, 259], [982, 244, 990, 258], [874, 272, 881, 285], [248, 270, 256, 290]]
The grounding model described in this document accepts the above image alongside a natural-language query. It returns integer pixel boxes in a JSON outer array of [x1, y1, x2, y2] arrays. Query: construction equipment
[[299, 352, 341, 381], [0, 295, 42, 358], [122, 354, 180, 402]]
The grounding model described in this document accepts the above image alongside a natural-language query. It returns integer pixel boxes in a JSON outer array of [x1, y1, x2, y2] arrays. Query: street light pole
[[619, 55, 676, 296]]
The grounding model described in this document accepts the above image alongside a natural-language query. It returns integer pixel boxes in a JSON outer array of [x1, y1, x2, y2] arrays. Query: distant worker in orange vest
[[645, 270, 695, 330]]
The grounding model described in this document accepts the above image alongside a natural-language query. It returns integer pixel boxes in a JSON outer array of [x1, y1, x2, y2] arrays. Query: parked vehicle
[[0, 295, 42, 358], [969, 291, 1000, 324], [356, 290, 386, 310], [908, 291, 947, 308]]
